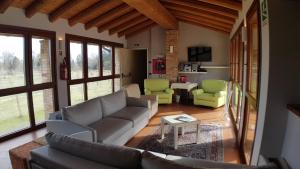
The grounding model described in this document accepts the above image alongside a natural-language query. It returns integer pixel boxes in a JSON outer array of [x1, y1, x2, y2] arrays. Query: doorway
[[116, 48, 148, 92], [130, 49, 148, 94]]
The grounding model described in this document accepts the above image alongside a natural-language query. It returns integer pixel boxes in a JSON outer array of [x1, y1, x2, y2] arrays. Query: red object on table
[[179, 75, 187, 83]]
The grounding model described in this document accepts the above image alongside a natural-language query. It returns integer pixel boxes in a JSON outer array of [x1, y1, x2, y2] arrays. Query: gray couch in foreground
[[29, 133, 277, 169], [46, 90, 151, 145]]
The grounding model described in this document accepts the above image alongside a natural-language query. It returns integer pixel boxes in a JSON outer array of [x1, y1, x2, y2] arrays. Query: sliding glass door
[[0, 25, 58, 141], [242, 0, 261, 164]]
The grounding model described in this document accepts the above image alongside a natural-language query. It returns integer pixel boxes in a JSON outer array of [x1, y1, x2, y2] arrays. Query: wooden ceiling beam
[[0, 0, 14, 13], [49, 0, 81, 22], [180, 19, 230, 34], [68, 0, 123, 26], [178, 17, 230, 34], [163, 2, 235, 24], [85, 4, 132, 30], [97, 10, 141, 33], [172, 11, 232, 30], [118, 20, 154, 37], [125, 23, 156, 39], [197, 0, 242, 11], [25, 0, 49, 18], [121, 0, 178, 29], [161, 0, 238, 19], [109, 15, 148, 35]]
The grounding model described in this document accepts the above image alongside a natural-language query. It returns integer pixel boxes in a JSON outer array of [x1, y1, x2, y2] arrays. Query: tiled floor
[[0, 104, 240, 169]]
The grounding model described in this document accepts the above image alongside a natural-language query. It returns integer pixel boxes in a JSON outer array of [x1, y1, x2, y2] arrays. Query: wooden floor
[[126, 103, 241, 163], [0, 104, 240, 169]]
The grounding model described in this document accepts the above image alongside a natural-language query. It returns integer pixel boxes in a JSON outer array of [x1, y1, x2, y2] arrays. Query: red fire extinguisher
[[60, 57, 68, 80]]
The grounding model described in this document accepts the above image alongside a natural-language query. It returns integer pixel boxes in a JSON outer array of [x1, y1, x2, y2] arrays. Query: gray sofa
[[29, 133, 277, 169], [46, 90, 151, 145]]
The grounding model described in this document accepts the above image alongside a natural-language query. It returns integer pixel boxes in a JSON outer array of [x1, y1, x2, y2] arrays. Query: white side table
[[161, 114, 201, 149]]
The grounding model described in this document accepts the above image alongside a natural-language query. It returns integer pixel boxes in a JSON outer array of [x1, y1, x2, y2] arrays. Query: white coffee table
[[160, 114, 201, 149]]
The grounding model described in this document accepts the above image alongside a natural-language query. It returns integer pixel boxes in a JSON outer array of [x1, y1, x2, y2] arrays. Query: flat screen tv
[[188, 46, 212, 62]]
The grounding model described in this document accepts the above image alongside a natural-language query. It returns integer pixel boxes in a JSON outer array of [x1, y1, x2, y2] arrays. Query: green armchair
[[144, 79, 174, 104], [192, 80, 227, 108]]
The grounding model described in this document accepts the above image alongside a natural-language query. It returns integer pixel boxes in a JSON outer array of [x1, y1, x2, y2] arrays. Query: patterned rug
[[136, 124, 224, 162]]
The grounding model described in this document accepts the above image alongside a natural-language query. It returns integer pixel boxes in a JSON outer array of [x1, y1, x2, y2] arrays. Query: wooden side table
[[9, 141, 44, 169]]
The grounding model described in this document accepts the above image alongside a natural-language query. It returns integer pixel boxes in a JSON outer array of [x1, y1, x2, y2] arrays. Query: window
[[70, 41, 83, 80], [102, 45, 112, 76], [66, 34, 123, 105], [0, 25, 58, 141]]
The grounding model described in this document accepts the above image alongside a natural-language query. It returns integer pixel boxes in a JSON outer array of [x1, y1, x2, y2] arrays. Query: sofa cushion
[[109, 107, 149, 126], [100, 90, 126, 117], [144, 79, 169, 92], [202, 80, 227, 93], [88, 117, 132, 143], [124, 84, 141, 98], [152, 92, 171, 99], [195, 93, 216, 101], [62, 97, 102, 126], [44, 132, 142, 169], [142, 151, 202, 169], [31, 146, 118, 169]]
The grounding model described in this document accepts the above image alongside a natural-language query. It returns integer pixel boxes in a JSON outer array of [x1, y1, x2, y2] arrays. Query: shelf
[[178, 71, 207, 74], [201, 66, 229, 69]]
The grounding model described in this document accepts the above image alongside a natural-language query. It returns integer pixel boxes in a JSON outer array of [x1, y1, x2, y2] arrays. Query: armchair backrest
[[144, 79, 169, 92], [202, 80, 227, 93], [124, 84, 141, 98]]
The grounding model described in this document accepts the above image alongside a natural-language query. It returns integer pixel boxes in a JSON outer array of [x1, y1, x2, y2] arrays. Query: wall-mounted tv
[[188, 46, 212, 62]]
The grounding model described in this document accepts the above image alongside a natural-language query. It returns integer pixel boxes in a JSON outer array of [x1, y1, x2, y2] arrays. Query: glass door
[[242, 0, 261, 164]]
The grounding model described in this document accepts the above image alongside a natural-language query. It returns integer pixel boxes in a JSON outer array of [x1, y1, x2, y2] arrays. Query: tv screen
[[188, 47, 212, 62]]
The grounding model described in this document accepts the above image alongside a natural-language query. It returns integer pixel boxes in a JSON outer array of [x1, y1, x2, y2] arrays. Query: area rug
[[136, 124, 224, 162]]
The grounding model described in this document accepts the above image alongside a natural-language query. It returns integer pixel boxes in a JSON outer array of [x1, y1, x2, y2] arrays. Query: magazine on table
[[175, 116, 194, 122]]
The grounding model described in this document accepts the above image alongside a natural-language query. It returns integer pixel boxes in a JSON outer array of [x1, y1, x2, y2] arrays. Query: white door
[[115, 48, 135, 87]]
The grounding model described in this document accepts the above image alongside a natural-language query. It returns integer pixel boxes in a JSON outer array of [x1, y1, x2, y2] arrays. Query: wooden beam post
[[118, 20, 154, 37], [109, 15, 148, 35], [163, 2, 235, 24], [25, 0, 49, 18], [0, 0, 14, 13], [121, 0, 178, 29], [68, 0, 123, 26], [49, 0, 81, 22], [97, 10, 141, 33], [162, 0, 238, 19], [125, 23, 156, 38], [85, 4, 132, 30], [197, 0, 242, 11]]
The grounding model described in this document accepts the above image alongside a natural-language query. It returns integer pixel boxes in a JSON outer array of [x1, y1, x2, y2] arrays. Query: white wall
[[127, 25, 166, 78], [0, 7, 126, 108], [178, 22, 230, 83], [259, 0, 300, 163], [281, 111, 300, 169], [127, 22, 230, 82]]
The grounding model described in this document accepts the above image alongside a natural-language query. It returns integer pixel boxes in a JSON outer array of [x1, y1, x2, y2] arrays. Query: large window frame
[[65, 34, 123, 105], [242, 0, 261, 164], [0, 24, 58, 142]]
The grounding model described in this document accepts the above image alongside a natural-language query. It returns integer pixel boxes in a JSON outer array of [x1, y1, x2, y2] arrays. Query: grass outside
[[0, 70, 120, 136]]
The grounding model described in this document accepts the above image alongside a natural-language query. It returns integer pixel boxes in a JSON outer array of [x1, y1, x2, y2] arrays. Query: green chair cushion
[[202, 80, 227, 93]]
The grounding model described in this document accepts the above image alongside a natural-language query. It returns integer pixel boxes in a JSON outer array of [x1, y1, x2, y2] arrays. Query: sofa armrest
[[214, 91, 227, 97], [192, 89, 204, 96], [46, 120, 96, 142], [127, 97, 150, 108], [144, 88, 151, 95], [69, 131, 94, 142], [165, 88, 174, 94], [140, 95, 158, 102]]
